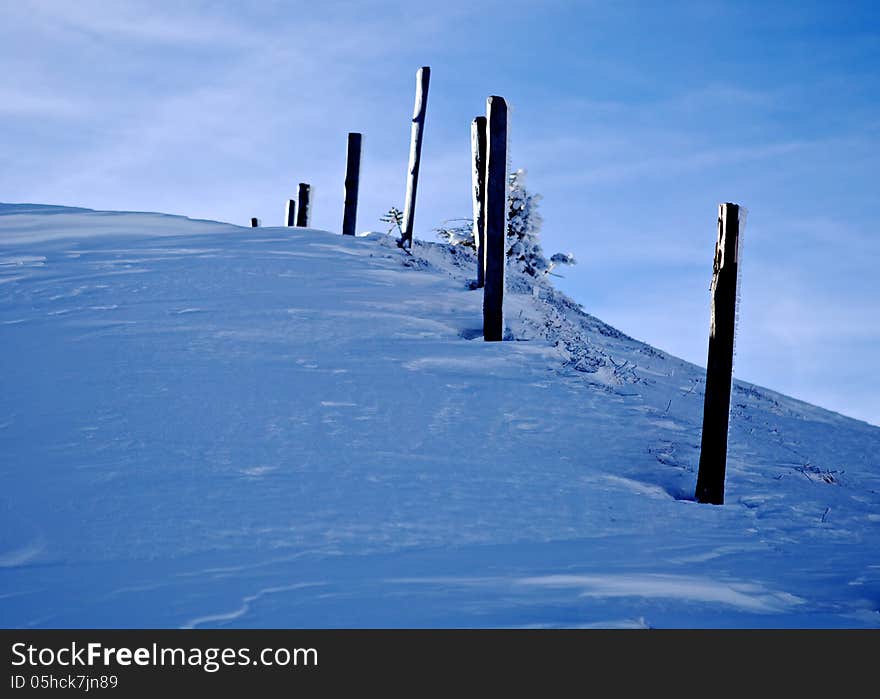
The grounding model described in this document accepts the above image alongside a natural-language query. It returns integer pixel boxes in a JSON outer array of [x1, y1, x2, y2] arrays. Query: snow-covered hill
[[1, 203, 878, 628]]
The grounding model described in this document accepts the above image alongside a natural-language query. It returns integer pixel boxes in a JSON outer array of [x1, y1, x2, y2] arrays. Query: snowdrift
[[1, 203, 878, 628]]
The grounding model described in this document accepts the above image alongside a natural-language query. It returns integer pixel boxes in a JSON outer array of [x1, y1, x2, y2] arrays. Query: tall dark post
[[401, 66, 431, 248], [342, 133, 362, 236], [285, 199, 296, 227], [296, 183, 311, 227], [250, 217, 259, 228], [471, 116, 488, 288], [483, 96, 507, 342], [695, 202, 742, 505]]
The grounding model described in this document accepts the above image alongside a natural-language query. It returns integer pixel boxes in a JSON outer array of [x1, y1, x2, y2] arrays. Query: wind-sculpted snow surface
[[1, 203, 878, 628]]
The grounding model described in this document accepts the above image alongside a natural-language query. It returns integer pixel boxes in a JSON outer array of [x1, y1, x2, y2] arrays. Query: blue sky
[[2, 0, 878, 424]]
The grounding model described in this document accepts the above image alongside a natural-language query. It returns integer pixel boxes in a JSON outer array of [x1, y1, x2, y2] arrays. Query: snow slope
[[1, 203, 878, 628]]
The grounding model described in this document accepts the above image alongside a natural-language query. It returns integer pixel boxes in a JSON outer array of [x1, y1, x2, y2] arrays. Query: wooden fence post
[[695, 202, 741, 505], [250, 217, 259, 228], [400, 66, 431, 248], [285, 199, 296, 227], [471, 116, 488, 288], [296, 183, 311, 227], [342, 133, 362, 236], [483, 96, 508, 342]]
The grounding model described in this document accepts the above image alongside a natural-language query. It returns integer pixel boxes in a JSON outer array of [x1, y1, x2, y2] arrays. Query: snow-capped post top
[[296, 183, 311, 228], [401, 66, 431, 249], [342, 133, 362, 236], [483, 96, 508, 342], [696, 202, 742, 505]]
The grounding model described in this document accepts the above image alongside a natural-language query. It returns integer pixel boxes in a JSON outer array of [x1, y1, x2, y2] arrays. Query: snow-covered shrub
[[549, 252, 576, 272], [435, 218, 475, 248]]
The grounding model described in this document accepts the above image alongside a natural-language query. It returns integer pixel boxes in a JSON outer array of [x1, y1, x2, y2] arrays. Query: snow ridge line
[[403, 236, 654, 387]]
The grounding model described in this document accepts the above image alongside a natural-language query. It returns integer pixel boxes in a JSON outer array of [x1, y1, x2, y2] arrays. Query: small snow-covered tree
[[506, 169, 575, 277], [434, 168, 576, 277], [380, 207, 404, 236]]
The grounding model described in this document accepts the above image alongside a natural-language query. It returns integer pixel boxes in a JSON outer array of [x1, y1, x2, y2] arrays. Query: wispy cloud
[[551, 140, 806, 186], [0, 87, 87, 117], [8, 0, 261, 45]]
